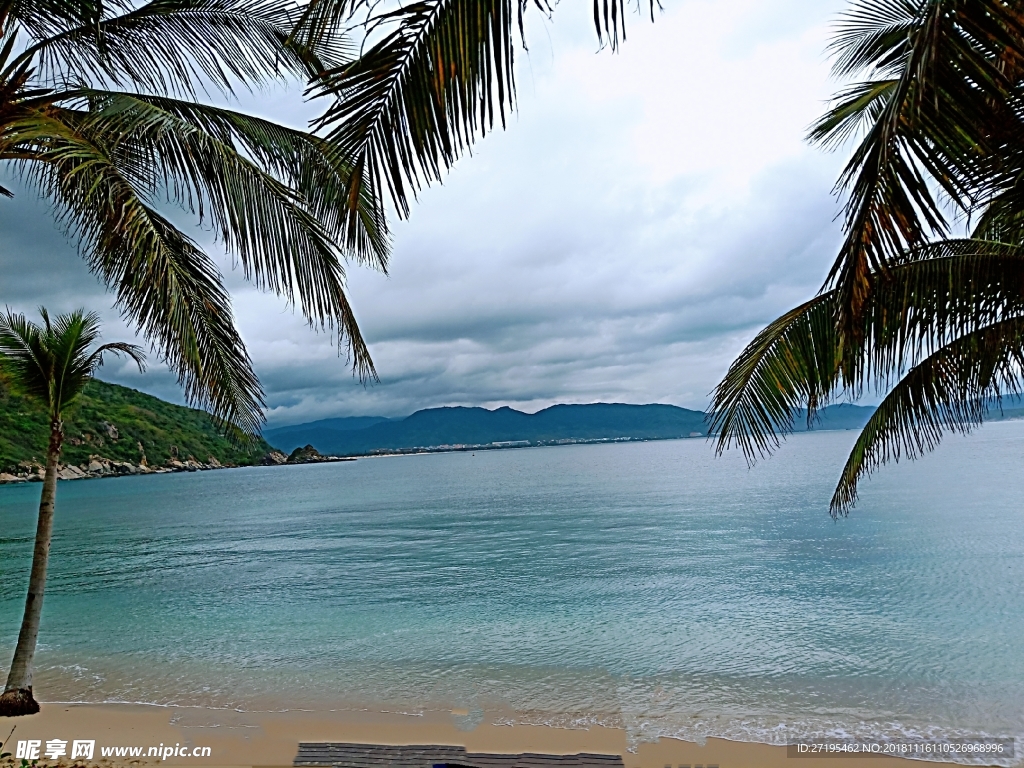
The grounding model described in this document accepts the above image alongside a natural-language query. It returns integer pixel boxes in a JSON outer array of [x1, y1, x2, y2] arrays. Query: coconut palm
[[709, 0, 1024, 515], [0, 307, 145, 717], [0, 0, 389, 438]]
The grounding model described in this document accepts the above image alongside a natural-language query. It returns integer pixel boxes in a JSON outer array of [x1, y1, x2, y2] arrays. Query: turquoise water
[[1, 424, 1023, 759]]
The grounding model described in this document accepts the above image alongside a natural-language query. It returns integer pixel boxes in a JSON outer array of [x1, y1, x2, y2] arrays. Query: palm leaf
[[711, 239, 1024, 465], [808, 79, 897, 150], [832, 316, 1024, 515], [311, 0, 521, 217], [0, 308, 52, 408], [811, 0, 1024, 341], [12, 0, 326, 98], [309, 0, 656, 218], [709, 294, 841, 462], [1, 0, 105, 42], [0, 307, 144, 419], [15, 110, 268, 436], [44, 91, 382, 379], [827, 0, 917, 78], [70, 89, 389, 270]]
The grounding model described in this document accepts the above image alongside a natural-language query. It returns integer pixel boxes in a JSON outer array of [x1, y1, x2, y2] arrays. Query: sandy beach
[[0, 704, 951, 768]]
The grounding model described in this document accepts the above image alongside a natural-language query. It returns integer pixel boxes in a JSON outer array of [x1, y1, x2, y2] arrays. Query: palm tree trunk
[[0, 419, 62, 717]]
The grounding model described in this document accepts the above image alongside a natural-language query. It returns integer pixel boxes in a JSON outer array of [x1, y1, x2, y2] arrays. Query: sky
[[0, 0, 854, 427]]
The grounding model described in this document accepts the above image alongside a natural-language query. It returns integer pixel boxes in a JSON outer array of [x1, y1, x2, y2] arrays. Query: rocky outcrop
[[0, 453, 230, 484], [286, 444, 355, 464], [260, 450, 288, 466], [0, 437, 349, 484], [259, 445, 354, 466], [57, 465, 89, 480], [287, 444, 323, 463]]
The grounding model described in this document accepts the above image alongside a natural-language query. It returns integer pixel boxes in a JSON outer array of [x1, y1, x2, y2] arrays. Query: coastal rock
[[9, 461, 44, 481], [57, 465, 88, 480], [283, 445, 354, 464], [6, 449, 235, 484], [287, 444, 324, 463], [260, 450, 288, 466]]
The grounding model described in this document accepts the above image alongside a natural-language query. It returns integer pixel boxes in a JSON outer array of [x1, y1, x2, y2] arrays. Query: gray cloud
[[0, 0, 852, 427]]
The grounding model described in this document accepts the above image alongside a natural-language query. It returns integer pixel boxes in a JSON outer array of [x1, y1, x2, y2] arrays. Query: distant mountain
[[273, 403, 704, 456], [270, 402, 879, 457], [264, 416, 392, 453]]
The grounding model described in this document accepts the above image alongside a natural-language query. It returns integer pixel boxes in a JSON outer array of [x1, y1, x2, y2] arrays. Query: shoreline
[[0, 436, 704, 485], [5, 411, 1024, 486], [0, 424, 932, 483], [0, 703, 966, 768], [0, 454, 354, 486]]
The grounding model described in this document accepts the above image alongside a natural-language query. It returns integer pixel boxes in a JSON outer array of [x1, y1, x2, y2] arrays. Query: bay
[[1, 423, 1022, 754]]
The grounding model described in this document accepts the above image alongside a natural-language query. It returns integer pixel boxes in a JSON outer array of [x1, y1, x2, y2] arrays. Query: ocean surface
[[1, 424, 1023, 761]]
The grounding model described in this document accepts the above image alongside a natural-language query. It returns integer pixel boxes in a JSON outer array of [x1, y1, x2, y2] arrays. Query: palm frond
[[974, 192, 1024, 247], [0, 307, 144, 419], [592, 0, 655, 51], [711, 239, 1024, 466], [832, 316, 1024, 515], [45, 308, 102, 416], [828, 0, 918, 78], [311, 0, 521, 217], [47, 91, 382, 379], [87, 341, 147, 373], [709, 294, 841, 462], [287, 0, 363, 55], [15, 0, 321, 98], [2, 0, 106, 42], [71, 89, 390, 270], [0, 307, 52, 407], [854, 240, 1024, 388], [719, 0, 1024, 512], [310, 0, 655, 218], [808, 79, 897, 150], [16, 110, 269, 436], [815, 0, 1024, 341], [47, 310, 143, 416]]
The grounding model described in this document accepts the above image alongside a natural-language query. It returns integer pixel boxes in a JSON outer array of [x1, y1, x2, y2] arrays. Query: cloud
[[0, 0, 853, 426]]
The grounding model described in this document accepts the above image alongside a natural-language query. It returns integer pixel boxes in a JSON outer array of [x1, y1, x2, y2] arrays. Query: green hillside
[[0, 376, 273, 472]]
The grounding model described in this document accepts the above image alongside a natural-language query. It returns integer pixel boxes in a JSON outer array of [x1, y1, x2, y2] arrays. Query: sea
[[1, 423, 1023, 763]]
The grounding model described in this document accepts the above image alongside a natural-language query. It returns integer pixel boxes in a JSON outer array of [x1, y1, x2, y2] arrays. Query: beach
[[2, 703, 923, 768]]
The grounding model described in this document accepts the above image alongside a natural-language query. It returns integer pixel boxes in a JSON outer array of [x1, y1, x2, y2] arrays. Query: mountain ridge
[[265, 402, 878, 456]]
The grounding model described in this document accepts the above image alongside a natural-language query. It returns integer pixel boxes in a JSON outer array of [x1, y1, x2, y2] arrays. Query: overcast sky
[[0, 0, 853, 427]]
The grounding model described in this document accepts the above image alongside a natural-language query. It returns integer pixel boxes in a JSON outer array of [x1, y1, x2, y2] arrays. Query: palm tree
[[709, 0, 1024, 515], [0, 307, 145, 717], [0, 0, 389, 437]]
